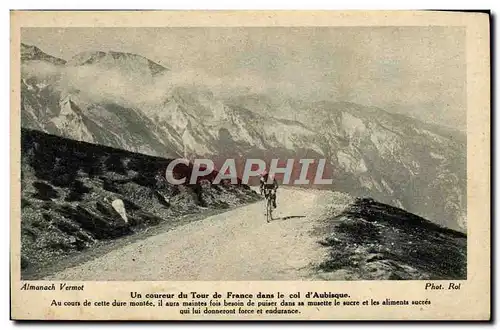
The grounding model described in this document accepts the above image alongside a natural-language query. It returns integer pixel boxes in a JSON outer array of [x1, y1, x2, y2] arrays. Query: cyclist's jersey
[[261, 175, 278, 191]]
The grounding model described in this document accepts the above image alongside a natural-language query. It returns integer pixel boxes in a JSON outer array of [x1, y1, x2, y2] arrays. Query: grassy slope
[[317, 198, 467, 280], [20, 128, 260, 276]]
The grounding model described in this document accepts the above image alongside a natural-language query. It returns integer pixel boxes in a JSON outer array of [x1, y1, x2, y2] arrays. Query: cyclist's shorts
[[264, 188, 276, 197]]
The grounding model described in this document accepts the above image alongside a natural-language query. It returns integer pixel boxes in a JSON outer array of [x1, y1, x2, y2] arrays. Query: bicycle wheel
[[267, 197, 272, 222]]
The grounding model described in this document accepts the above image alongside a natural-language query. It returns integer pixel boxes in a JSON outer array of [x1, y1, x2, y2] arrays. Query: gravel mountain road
[[45, 188, 351, 281]]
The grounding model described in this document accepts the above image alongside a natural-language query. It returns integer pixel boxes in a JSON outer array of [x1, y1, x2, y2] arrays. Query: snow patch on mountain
[[337, 151, 368, 174], [359, 176, 383, 192], [182, 129, 212, 156], [341, 112, 367, 138], [381, 178, 394, 194], [413, 127, 447, 144], [430, 152, 446, 160], [370, 128, 400, 158]]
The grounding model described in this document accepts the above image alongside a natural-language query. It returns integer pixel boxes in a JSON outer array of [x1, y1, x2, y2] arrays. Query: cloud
[[22, 61, 60, 80], [22, 61, 169, 107], [22, 59, 310, 109], [22, 27, 467, 130], [21, 35, 466, 131]]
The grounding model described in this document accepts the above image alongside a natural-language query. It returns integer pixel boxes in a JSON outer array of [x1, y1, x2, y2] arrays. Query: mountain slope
[[19, 44, 467, 231], [316, 197, 466, 280], [21, 128, 259, 278], [296, 101, 466, 231]]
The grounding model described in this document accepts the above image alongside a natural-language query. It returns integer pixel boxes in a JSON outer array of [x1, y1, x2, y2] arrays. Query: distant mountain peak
[[67, 50, 169, 77], [21, 43, 66, 65]]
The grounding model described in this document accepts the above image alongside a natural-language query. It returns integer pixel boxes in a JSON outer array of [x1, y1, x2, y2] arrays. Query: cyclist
[[259, 170, 267, 195], [260, 171, 278, 209]]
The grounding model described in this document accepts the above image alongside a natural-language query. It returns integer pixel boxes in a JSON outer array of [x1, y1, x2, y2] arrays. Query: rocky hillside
[[317, 198, 467, 280], [20, 42, 466, 231], [20, 128, 259, 276]]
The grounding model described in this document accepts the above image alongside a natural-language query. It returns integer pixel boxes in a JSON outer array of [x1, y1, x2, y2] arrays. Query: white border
[[2, 2, 496, 329]]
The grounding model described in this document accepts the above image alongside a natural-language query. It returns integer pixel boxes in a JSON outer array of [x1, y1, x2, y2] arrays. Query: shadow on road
[[271, 215, 306, 221]]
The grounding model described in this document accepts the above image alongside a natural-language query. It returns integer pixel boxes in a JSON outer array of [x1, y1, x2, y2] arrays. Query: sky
[[22, 27, 466, 130]]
